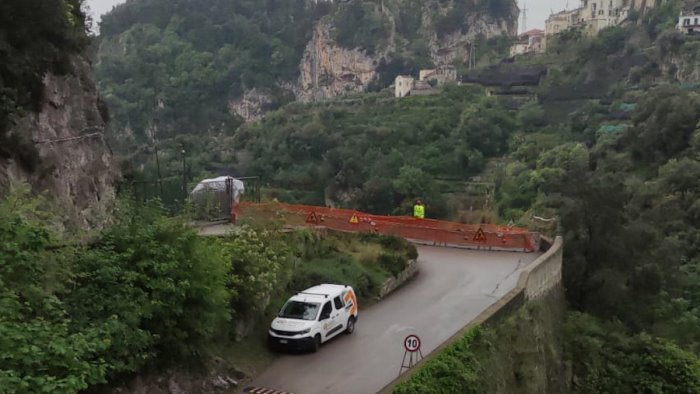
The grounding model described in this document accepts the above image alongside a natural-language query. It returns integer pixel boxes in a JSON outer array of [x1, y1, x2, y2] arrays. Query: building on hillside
[[543, 0, 667, 48], [395, 66, 456, 98], [395, 75, 414, 98], [678, 6, 700, 34], [580, 0, 629, 35], [510, 29, 545, 56], [545, 8, 583, 36], [419, 66, 457, 84], [410, 80, 438, 96]]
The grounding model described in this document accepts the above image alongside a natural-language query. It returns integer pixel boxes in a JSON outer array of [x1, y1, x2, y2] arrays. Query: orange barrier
[[240, 202, 539, 253]]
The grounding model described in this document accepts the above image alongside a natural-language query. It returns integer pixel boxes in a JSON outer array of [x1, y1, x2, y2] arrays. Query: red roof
[[521, 29, 544, 38]]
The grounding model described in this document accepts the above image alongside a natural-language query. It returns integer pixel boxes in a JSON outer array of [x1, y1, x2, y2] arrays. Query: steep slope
[[0, 0, 116, 229], [97, 0, 518, 145]]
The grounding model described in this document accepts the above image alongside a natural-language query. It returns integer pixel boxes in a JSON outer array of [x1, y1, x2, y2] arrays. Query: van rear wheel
[[345, 317, 356, 335]]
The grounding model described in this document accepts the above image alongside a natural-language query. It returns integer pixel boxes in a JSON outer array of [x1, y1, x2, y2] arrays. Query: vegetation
[[396, 9, 700, 390], [96, 0, 519, 152], [0, 186, 414, 392], [394, 327, 486, 394], [97, 0, 327, 145], [232, 86, 515, 217], [395, 291, 700, 394]]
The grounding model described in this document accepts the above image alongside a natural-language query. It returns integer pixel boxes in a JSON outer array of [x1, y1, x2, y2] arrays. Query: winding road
[[246, 245, 540, 394]]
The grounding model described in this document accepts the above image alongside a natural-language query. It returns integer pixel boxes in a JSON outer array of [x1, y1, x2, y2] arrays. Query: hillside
[[391, 3, 700, 392], [97, 0, 518, 149], [0, 0, 116, 228]]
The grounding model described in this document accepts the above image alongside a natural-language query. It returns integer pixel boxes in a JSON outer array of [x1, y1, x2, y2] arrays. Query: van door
[[319, 301, 334, 340], [325, 295, 345, 338]]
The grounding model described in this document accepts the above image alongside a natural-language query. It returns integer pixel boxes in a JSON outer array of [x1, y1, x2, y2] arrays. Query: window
[[333, 296, 344, 310], [695, 18, 698, 25], [320, 301, 332, 320], [279, 301, 321, 321]]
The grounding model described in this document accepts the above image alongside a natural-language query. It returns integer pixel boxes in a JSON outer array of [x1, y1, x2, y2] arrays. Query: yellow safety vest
[[413, 204, 425, 219]]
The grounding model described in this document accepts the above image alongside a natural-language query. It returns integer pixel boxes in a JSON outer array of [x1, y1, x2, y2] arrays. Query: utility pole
[[151, 118, 163, 198], [181, 145, 187, 201], [469, 41, 477, 69]]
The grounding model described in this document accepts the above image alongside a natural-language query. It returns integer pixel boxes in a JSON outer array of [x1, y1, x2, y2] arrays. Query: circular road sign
[[404, 335, 421, 353]]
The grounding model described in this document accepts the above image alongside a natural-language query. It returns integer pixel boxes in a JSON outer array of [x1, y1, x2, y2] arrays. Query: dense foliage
[[0, 186, 413, 392], [393, 327, 486, 394], [98, 0, 325, 145], [491, 12, 700, 388], [565, 313, 700, 393], [97, 0, 518, 152], [0, 0, 89, 169], [233, 86, 515, 216]]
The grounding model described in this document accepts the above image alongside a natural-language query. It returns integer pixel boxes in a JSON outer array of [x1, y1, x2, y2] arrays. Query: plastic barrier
[[239, 202, 539, 253]]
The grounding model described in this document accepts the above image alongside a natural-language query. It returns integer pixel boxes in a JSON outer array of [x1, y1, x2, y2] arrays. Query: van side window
[[333, 296, 344, 309], [320, 301, 332, 319]]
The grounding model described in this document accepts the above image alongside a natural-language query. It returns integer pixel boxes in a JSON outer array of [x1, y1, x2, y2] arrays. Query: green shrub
[[565, 313, 700, 394], [0, 186, 107, 392], [65, 199, 231, 373], [378, 253, 407, 277], [218, 229, 293, 320], [393, 327, 486, 394], [289, 255, 381, 300]]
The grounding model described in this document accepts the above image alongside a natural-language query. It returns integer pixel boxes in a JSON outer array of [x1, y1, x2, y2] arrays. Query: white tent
[[190, 176, 245, 203]]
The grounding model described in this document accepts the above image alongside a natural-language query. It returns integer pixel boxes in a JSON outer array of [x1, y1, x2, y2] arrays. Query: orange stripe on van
[[344, 288, 357, 316]]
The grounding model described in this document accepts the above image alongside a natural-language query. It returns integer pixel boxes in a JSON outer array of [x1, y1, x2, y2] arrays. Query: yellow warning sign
[[349, 214, 359, 224], [473, 228, 486, 242]]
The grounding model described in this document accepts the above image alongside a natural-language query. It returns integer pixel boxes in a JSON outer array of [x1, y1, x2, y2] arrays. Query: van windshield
[[279, 301, 321, 321]]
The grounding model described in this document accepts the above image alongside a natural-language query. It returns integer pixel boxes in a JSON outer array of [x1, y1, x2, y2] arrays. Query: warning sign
[[349, 214, 360, 224], [306, 211, 319, 224], [473, 228, 486, 242]]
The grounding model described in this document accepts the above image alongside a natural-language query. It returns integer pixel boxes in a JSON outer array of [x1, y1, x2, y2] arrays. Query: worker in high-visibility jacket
[[413, 199, 425, 219]]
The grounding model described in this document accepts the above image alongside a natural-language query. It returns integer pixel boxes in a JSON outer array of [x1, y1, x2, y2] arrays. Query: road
[[246, 245, 540, 394]]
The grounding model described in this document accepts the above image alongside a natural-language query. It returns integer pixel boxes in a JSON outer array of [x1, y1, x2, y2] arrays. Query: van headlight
[[298, 328, 311, 335]]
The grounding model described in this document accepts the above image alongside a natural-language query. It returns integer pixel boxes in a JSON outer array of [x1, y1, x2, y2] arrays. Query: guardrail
[[377, 236, 564, 393], [240, 202, 540, 253]]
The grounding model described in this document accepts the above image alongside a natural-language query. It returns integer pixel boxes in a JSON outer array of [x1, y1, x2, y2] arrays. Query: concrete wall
[[522, 236, 563, 300], [378, 259, 419, 300], [378, 235, 564, 393]]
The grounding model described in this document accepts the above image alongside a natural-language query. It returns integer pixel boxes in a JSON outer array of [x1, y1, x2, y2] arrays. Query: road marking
[[244, 386, 295, 394]]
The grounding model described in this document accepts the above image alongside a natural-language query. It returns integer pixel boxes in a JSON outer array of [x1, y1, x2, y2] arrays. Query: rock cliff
[[295, 0, 518, 102], [297, 23, 380, 102], [0, 57, 117, 229]]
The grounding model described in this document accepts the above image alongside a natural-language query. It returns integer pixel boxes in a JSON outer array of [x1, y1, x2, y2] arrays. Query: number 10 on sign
[[399, 335, 423, 375]]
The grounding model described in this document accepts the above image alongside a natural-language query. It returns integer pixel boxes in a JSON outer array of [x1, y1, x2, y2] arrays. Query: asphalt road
[[247, 246, 540, 394]]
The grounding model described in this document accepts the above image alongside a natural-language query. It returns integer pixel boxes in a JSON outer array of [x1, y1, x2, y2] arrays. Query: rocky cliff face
[[228, 88, 275, 122], [0, 57, 117, 229], [295, 1, 518, 102], [297, 23, 379, 102], [429, 16, 516, 66]]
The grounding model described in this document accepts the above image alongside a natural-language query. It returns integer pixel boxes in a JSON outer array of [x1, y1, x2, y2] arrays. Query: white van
[[268, 284, 358, 352]]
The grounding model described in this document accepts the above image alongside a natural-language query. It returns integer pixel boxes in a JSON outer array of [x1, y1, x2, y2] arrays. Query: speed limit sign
[[404, 334, 421, 353]]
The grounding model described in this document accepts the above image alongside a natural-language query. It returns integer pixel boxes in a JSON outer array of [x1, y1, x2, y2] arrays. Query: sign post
[[399, 334, 423, 376]]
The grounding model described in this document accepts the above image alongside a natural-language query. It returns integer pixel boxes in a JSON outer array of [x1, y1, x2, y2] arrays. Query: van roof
[[288, 284, 351, 303]]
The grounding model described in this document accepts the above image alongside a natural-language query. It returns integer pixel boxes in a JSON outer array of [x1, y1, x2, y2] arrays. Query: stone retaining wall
[[378, 235, 564, 393], [378, 259, 419, 300]]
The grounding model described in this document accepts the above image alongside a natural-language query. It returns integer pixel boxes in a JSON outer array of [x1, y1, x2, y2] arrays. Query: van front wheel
[[345, 317, 356, 335], [311, 334, 321, 353]]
